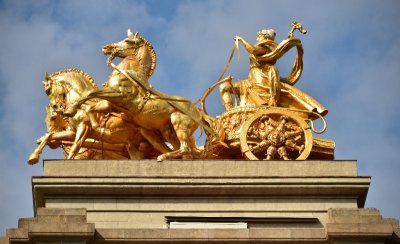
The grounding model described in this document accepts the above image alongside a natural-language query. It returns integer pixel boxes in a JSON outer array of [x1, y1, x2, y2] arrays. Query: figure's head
[[102, 29, 143, 58], [257, 29, 276, 42]]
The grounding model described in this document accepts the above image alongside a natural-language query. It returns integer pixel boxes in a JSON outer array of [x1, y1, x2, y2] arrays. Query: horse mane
[[49, 68, 98, 89], [140, 36, 157, 77]]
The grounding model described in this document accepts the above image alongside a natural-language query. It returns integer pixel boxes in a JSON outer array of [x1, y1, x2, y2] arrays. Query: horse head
[[42, 72, 54, 95], [103, 29, 144, 64], [42, 69, 97, 105], [42, 72, 67, 98]]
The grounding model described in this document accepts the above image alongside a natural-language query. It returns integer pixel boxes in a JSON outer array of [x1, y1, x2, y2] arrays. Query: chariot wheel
[[240, 108, 312, 160]]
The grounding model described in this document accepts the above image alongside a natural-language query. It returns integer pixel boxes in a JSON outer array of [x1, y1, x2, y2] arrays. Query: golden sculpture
[[29, 22, 335, 164]]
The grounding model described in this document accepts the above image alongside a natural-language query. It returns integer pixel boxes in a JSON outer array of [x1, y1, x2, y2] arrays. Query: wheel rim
[[240, 108, 312, 160]]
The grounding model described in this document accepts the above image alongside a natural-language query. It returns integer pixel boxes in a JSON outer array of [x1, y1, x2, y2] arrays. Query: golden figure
[[29, 23, 335, 164], [219, 21, 327, 119], [202, 22, 334, 160]]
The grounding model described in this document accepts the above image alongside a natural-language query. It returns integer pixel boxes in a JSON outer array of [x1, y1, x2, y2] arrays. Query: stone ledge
[[43, 160, 359, 177], [95, 228, 327, 242], [32, 176, 370, 212], [326, 223, 394, 237]]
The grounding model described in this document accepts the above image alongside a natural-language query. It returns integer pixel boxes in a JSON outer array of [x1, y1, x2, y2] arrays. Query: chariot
[[202, 105, 334, 161]]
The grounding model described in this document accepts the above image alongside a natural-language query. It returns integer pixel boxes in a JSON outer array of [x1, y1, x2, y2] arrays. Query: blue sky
[[0, 0, 399, 233]]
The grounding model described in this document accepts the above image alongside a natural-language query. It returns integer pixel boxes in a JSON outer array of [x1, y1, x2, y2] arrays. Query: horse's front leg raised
[[28, 132, 53, 165], [28, 130, 80, 164]]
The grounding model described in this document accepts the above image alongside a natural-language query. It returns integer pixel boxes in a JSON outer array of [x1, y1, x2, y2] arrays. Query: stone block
[[327, 208, 396, 241], [28, 223, 94, 238], [5, 228, 28, 241], [328, 208, 384, 224], [37, 208, 86, 217], [17, 218, 35, 229], [0, 237, 8, 244]]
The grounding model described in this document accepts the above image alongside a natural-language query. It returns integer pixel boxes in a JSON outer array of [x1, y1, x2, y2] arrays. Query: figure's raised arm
[[235, 35, 266, 55]]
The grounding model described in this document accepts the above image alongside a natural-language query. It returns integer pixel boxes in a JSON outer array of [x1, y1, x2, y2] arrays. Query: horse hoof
[[157, 155, 166, 162], [28, 154, 39, 165], [182, 154, 193, 160]]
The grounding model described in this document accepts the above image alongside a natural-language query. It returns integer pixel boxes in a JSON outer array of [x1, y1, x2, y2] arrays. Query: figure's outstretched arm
[[235, 36, 266, 55]]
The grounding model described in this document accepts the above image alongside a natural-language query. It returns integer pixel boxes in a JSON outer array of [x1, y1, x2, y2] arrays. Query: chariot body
[[29, 23, 335, 164]]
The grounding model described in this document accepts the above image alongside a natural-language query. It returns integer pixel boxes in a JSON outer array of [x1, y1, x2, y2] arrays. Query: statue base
[[3, 160, 399, 243]]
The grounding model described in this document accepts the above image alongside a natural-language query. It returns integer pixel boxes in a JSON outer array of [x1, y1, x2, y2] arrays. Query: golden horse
[[28, 69, 159, 164], [63, 30, 211, 161]]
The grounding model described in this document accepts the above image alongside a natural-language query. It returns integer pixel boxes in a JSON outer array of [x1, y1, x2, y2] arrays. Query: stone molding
[[32, 160, 370, 212], [4, 208, 94, 243]]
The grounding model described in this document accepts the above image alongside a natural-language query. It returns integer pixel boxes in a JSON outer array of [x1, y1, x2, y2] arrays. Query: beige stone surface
[[3, 160, 400, 243], [43, 160, 358, 177]]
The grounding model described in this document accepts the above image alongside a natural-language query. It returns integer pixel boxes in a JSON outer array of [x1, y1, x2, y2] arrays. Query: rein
[[198, 42, 240, 115]]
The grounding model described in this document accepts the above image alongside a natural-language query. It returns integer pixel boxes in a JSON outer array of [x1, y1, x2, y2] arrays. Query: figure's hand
[[234, 35, 243, 42]]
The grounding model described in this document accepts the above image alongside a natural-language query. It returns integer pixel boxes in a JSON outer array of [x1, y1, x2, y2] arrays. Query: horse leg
[[43, 130, 76, 142], [68, 122, 90, 159], [126, 142, 145, 160], [156, 112, 197, 161], [28, 132, 53, 164], [189, 135, 202, 155], [28, 130, 79, 164], [160, 125, 180, 150], [140, 128, 172, 155]]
